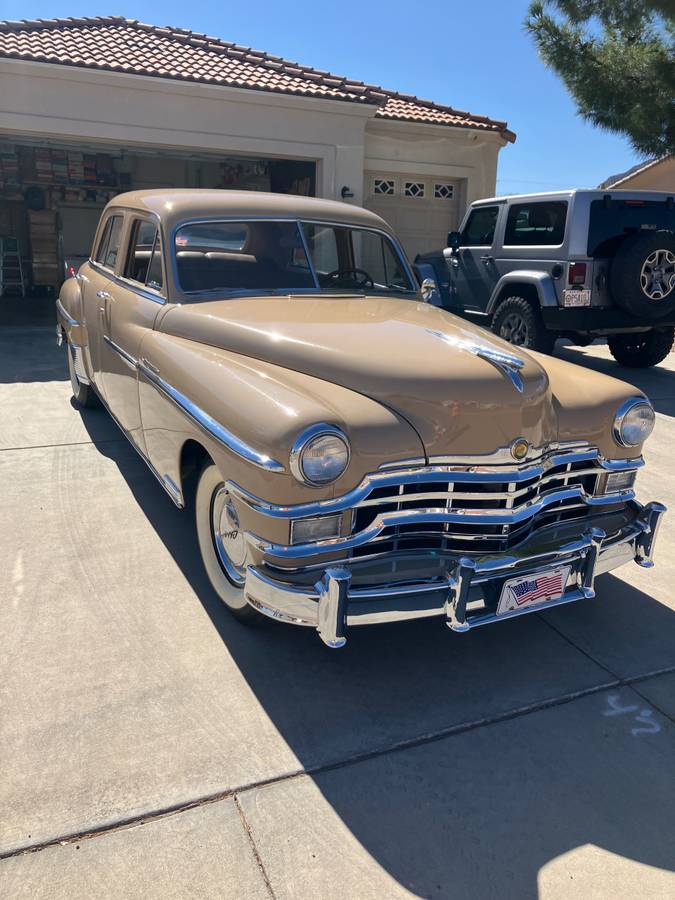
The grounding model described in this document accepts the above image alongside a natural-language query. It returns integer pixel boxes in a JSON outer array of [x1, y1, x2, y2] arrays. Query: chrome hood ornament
[[426, 329, 526, 393]]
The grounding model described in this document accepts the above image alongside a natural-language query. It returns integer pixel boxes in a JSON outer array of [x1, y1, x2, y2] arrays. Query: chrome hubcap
[[499, 312, 529, 346], [211, 486, 247, 587], [640, 249, 675, 300]]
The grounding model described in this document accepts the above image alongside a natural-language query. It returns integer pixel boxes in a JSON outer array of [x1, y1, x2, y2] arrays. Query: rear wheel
[[67, 342, 99, 408], [492, 296, 556, 354], [607, 328, 674, 368], [195, 460, 264, 624]]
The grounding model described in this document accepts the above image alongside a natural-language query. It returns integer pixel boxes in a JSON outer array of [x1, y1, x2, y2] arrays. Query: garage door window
[[94, 214, 124, 270]]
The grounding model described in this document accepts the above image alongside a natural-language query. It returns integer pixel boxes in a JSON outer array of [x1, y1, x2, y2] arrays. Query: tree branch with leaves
[[525, 0, 675, 158]]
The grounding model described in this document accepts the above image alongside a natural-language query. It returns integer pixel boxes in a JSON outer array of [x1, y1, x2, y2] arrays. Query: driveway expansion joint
[[234, 795, 276, 899], [2, 663, 675, 863]]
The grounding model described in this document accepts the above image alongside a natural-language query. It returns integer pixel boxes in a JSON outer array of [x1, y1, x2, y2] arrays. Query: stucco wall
[[613, 156, 675, 192], [0, 59, 372, 204]]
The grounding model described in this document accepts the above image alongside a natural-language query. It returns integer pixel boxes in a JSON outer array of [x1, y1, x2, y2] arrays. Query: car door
[[99, 215, 166, 454], [449, 204, 501, 313], [80, 212, 125, 399]]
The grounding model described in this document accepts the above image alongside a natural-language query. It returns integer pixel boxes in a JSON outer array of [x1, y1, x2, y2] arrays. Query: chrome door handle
[[96, 290, 112, 300], [479, 255, 493, 263]]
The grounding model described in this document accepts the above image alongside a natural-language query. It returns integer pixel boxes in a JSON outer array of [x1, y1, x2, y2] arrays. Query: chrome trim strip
[[103, 334, 137, 368], [55, 298, 79, 327], [88, 259, 167, 305], [228, 450, 643, 520], [426, 439, 588, 467], [251, 486, 636, 559], [137, 360, 285, 473], [613, 396, 655, 448]]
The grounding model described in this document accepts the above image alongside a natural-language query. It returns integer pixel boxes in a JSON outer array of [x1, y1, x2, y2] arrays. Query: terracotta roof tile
[[0, 16, 515, 141]]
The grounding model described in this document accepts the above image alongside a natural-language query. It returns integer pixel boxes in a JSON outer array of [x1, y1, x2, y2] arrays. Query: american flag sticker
[[498, 566, 571, 615]]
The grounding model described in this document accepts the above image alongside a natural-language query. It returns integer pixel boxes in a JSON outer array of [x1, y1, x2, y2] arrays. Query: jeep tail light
[[568, 262, 586, 285]]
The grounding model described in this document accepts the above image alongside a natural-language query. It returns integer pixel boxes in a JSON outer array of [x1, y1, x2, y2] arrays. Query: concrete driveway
[[1, 328, 674, 899]]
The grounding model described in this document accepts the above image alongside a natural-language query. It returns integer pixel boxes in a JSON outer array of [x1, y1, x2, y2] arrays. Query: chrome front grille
[[348, 456, 609, 559]]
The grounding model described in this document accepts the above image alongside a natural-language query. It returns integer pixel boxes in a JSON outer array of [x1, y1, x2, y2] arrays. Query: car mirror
[[447, 230, 461, 250], [420, 277, 439, 303]]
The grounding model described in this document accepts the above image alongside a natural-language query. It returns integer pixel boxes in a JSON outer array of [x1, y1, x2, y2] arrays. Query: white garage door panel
[[364, 173, 461, 259]]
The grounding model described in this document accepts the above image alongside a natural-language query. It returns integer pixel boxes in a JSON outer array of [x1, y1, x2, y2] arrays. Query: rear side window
[[461, 206, 499, 246], [94, 214, 124, 269], [125, 219, 163, 291], [504, 202, 567, 246]]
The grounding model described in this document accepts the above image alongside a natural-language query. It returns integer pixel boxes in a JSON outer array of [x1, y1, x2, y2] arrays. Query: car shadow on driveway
[[75, 404, 675, 898]]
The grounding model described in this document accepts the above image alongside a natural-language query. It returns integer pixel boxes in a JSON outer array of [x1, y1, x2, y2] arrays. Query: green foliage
[[526, 0, 675, 158]]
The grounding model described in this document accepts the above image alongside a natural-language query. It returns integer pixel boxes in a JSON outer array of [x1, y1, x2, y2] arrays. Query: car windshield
[[173, 219, 415, 295]]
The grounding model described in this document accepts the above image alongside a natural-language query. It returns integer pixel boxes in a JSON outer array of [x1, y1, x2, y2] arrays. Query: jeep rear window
[[504, 201, 567, 246], [588, 199, 675, 257]]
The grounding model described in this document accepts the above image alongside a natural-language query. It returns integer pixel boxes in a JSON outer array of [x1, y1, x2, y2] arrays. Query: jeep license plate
[[563, 289, 591, 307], [497, 566, 571, 615]]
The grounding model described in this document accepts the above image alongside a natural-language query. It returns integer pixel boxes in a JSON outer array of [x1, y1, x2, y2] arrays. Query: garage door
[[364, 173, 462, 260]]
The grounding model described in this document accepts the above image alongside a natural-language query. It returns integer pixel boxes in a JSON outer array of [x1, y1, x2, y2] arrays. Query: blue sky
[[4, 0, 644, 194]]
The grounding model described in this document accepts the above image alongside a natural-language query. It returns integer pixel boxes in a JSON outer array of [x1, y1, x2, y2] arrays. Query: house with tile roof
[[599, 156, 675, 191], [0, 16, 514, 292]]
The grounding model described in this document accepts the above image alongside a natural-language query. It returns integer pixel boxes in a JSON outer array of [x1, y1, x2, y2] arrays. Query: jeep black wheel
[[607, 328, 674, 368], [492, 296, 556, 354], [610, 230, 675, 320]]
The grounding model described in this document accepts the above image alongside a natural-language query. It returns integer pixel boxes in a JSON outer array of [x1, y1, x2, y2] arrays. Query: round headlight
[[614, 398, 655, 447], [291, 425, 350, 485]]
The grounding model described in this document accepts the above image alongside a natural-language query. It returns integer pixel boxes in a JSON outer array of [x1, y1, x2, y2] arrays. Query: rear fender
[[487, 271, 559, 314]]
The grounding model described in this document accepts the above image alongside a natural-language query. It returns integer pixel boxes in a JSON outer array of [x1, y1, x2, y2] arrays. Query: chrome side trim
[[250, 486, 636, 559], [103, 334, 138, 369], [56, 298, 79, 327], [228, 450, 643, 520], [137, 360, 285, 473]]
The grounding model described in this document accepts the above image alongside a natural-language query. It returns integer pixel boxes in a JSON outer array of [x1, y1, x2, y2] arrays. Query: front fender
[[487, 271, 559, 314], [137, 331, 425, 512], [529, 350, 646, 461]]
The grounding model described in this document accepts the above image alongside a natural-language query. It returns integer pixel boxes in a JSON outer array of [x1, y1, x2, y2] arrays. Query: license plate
[[563, 289, 591, 307], [497, 566, 571, 615]]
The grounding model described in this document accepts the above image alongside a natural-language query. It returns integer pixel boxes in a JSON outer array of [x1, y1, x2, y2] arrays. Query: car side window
[[124, 219, 163, 291], [504, 201, 568, 246], [94, 214, 124, 270], [461, 206, 499, 246]]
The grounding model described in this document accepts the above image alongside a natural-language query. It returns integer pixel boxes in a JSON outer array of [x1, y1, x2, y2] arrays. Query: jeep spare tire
[[610, 230, 675, 320]]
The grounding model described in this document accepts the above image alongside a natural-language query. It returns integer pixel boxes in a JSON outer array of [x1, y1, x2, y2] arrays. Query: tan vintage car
[[56, 190, 666, 648]]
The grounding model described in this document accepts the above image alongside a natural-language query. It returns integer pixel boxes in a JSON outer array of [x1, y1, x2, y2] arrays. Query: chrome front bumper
[[244, 501, 666, 648]]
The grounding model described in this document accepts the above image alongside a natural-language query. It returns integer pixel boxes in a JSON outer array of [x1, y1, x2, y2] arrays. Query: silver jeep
[[415, 189, 675, 367]]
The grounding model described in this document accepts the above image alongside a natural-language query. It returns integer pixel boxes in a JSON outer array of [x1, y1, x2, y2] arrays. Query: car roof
[[472, 188, 674, 206], [106, 189, 393, 234]]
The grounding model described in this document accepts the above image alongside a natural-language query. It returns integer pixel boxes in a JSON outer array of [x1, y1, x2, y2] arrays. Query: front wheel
[[607, 328, 674, 368], [492, 296, 556, 354], [195, 460, 264, 624]]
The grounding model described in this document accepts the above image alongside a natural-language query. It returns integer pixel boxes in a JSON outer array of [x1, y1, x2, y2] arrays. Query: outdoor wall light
[[341, 186, 354, 199]]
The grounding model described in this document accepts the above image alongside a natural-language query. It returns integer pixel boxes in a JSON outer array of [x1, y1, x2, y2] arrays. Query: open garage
[[0, 16, 514, 320]]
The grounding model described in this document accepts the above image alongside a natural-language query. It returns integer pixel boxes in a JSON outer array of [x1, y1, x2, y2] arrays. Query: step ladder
[[0, 236, 26, 297]]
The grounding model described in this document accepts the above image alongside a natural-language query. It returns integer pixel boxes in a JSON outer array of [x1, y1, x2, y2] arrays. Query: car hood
[[160, 295, 559, 458]]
